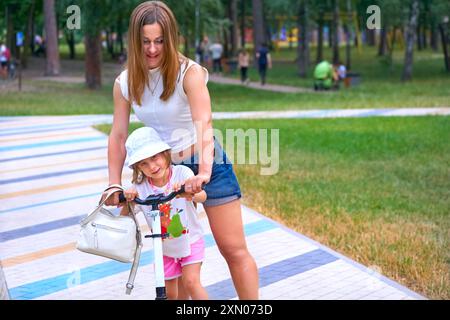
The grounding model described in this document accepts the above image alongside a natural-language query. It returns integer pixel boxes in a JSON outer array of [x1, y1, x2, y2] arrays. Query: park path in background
[[208, 74, 312, 93], [0, 111, 438, 300]]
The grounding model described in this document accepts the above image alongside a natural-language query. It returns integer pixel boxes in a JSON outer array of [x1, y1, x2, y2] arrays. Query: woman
[[106, 1, 258, 299], [238, 48, 250, 84]]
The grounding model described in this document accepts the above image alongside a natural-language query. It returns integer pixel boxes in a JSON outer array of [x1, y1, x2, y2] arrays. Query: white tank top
[[116, 59, 209, 153]]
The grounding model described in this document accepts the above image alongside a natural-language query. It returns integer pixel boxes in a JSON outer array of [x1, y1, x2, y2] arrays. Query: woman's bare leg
[[205, 199, 259, 299]]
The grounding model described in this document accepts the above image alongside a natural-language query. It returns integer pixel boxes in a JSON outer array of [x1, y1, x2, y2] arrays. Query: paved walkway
[[209, 74, 312, 93], [0, 112, 432, 300]]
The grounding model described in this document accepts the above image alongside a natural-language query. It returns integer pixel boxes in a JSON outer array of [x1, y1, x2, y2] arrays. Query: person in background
[[0, 43, 10, 80], [313, 60, 338, 91], [201, 36, 210, 70], [238, 48, 250, 85], [209, 41, 223, 75], [336, 61, 347, 88], [255, 42, 272, 85]]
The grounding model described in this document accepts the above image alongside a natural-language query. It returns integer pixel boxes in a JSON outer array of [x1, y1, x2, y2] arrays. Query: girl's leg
[[181, 263, 208, 300], [177, 277, 190, 300], [165, 278, 178, 300], [205, 200, 259, 299]]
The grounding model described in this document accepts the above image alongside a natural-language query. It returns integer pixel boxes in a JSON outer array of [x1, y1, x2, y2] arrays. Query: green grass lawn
[[96, 115, 450, 299], [0, 46, 449, 115], [2, 45, 449, 299], [217, 46, 450, 110], [0, 80, 114, 115]]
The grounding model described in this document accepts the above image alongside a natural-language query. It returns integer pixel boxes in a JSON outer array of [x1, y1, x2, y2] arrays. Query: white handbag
[[76, 184, 142, 294]]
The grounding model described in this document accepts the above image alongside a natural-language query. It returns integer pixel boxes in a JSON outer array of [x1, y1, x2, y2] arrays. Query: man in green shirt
[[313, 60, 337, 90]]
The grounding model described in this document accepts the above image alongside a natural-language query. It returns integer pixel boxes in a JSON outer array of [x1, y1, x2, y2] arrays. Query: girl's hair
[[131, 150, 172, 184], [127, 1, 187, 104]]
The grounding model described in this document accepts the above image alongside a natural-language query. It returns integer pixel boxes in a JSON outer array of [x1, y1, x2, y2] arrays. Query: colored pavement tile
[[0, 114, 429, 300]]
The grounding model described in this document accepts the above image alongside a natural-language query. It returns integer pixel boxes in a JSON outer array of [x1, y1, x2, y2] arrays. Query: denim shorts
[[175, 138, 242, 207]]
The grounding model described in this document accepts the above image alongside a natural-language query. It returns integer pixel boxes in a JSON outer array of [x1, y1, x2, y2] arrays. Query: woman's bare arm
[[183, 65, 214, 194], [105, 81, 131, 205]]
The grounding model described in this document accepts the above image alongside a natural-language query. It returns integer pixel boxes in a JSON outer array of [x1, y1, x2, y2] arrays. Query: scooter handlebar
[[118, 185, 186, 206]]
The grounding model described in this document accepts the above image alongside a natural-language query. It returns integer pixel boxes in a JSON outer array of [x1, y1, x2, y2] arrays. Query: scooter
[[118, 185, 185, 300]]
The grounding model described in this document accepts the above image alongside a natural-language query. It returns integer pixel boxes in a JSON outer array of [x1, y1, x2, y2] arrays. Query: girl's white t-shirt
[[134, 165, 204, 258]]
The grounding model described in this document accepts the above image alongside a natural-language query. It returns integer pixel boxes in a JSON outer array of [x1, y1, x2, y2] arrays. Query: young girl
[[121, 126, 208, 300]]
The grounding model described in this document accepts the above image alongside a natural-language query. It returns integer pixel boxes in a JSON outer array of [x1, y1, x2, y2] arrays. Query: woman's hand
[[103, 187, 122, 206], [173, 181, 193, 201], [117, 187, 137, 216], [124, 187, 138, 202], [183, 173, 210, 194]]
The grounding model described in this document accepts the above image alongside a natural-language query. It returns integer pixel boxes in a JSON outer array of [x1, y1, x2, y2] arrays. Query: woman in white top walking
[[106, 1, 259, 299], [238, 48, 250, 84]]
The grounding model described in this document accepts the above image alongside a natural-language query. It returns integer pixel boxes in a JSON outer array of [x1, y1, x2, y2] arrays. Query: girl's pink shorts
[[163, 237, 205, 280]]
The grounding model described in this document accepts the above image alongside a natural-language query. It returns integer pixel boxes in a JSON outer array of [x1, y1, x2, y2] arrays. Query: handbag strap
[[100, 184, 125, 205], [100, 185, 143, 294], [125, 202, 143, 295], [79, 185, 125, 226]]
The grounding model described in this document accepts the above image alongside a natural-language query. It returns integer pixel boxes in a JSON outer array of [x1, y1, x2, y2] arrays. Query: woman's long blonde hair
[[127, 1, 187, 104]]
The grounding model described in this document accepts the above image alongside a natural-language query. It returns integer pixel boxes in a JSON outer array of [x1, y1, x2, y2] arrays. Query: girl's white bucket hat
[[125, 127, 171, 168]]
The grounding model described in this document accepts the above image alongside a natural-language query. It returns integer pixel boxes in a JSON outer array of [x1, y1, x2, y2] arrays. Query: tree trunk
[[66, 32, 75, 59], [22, 0, 36, 69], [328, 21, 333, 48], [297, 0, 309, 77], [388, 27, 397, 74], [229, 0, 238, 56], [378, 25, 387, 56], [6, 5, 16, 58], [345, 0, 352, 69], [106, 30, 114, 59], [117, 14, 124, 54], [264, 10, 272, 49], [223, 27, 230, 58], [430, 23, 439, 51], [84, 0, 104, 89], [183, 30, 190, 58], [402, 0, 420, 82], [316, 12, 324, 63], [252, 0, 265, 53], [43, 0, 60, 76], [438, 23, 449, 72], [289, 29, 294, 50], [422, 25, 427, 49], [416, 20, 423, 50], [85, 32, 102, 89], [332, 0, 340, 64], [367, 29, 376, 46], [240, 0, 246, 48]]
